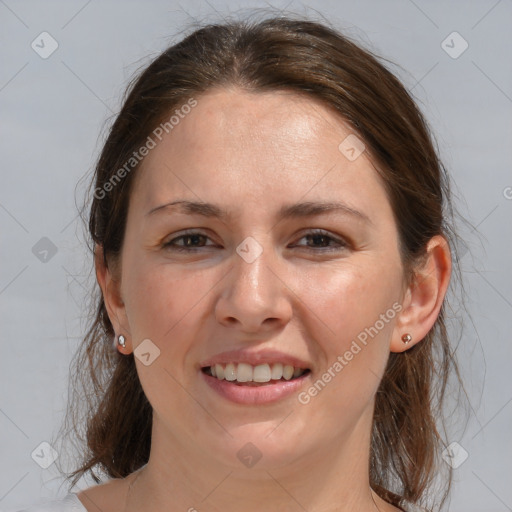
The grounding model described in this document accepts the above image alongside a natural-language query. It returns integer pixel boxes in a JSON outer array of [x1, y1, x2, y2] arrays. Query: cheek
[[298, 259, 402, 351], [293, 260, 402, 427], [122, 259, 205, 349], [122, 263, 209, 414]]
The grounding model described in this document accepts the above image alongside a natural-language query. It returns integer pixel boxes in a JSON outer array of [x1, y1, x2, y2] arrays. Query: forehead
[[130, 88, 392, 223], [157, 88, 352, 167]]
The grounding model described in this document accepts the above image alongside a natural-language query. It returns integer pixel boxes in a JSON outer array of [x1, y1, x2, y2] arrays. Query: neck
[[124, 406, 391, 512]]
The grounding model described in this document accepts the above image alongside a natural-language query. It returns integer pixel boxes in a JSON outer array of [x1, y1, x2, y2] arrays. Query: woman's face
[[114, 88, 406, 471]]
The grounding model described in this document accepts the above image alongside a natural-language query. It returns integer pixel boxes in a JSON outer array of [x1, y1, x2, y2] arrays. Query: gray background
[[1, 1, 511, 511]]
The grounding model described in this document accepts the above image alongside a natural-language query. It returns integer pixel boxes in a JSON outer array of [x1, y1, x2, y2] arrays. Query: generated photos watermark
[[94, 98, 198, 200], [298, 302, 402, 404]]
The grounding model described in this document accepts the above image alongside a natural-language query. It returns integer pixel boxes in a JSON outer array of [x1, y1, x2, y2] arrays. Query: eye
[[162, 229, 349, 253], [291, 229, 348, 252], [163, 231, 217, 252]]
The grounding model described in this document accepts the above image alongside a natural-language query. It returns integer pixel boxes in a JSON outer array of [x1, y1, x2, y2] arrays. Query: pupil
[[309, 234, 328, 247], [186, 235, 203, 246]]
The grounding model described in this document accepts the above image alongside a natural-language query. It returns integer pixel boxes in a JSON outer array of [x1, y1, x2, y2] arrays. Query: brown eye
[[163, 231, 215, 252], [292, 230, 348, 252]]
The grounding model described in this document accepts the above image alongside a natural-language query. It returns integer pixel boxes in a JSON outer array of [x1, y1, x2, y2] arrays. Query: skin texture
[[86, 88, 451, 512]]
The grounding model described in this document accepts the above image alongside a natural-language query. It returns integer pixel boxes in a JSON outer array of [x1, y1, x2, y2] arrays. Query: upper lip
[[200, 349, 311, 370]]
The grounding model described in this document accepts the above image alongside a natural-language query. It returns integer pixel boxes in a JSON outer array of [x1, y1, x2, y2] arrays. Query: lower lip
[[201, 370, 310, 405]]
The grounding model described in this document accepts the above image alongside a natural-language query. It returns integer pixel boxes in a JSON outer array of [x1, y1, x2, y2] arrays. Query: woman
[[21, 15, 460, 512]]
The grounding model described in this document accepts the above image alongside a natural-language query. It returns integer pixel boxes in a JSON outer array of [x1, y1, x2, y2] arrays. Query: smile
[[201, 363, 311, 405]]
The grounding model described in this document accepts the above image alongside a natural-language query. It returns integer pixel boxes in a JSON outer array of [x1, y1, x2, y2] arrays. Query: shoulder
[[15, 494, 86, 512]]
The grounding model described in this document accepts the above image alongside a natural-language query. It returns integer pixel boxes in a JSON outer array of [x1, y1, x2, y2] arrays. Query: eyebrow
[[146, 199, 371, 224]]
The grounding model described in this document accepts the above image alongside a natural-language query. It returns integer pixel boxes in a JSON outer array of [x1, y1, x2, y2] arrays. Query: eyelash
[[162, 229, 348, 253]]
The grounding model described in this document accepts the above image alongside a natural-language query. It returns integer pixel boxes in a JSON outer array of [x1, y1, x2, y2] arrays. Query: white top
[[16, 494, 86, 512]]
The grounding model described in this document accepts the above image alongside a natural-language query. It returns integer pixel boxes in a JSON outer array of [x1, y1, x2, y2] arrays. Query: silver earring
[[401, 333, 412, 344], [118, 334, 126, 348]]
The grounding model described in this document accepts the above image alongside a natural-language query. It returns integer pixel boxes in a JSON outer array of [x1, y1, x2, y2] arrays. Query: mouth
[[201, 362, 310, 385], [200, 362, 312, 404]]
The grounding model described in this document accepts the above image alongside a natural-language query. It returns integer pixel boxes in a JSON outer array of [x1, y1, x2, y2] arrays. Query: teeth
[[282, 365, 294, 380], [271, 363, 283, 380], [206, 362, 307, 383], [236, 363, 253, 382], [224, 363, 236, 381], [215, 364, 224, 380], [253, 364, 271, 382], [293, 367, 303, 378]]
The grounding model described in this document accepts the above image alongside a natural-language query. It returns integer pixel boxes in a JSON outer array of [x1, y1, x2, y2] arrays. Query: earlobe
[[390, 235, 451, 353], [114, 333, 132, 355], [94, 244, 132, 350]]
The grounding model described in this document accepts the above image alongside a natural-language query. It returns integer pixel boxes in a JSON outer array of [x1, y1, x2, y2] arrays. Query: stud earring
[[401, 333, 412, 344], [117, 334, 126, 348]]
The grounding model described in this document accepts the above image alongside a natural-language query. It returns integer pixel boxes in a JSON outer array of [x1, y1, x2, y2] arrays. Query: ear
[[94, 244, 133, 354], [390, 235, 451, 353]]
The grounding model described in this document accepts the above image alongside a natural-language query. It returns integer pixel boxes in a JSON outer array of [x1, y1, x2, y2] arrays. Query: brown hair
[[63, 14, 464, 510]]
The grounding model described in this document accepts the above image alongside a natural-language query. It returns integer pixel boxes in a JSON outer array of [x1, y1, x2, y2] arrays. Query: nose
[[214, 241, 293, 334]]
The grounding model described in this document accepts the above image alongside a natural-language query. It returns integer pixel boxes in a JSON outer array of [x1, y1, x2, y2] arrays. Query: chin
[[201, 425, 306, 471]]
